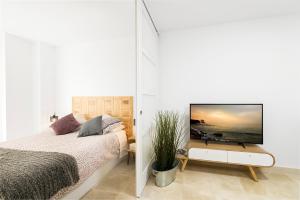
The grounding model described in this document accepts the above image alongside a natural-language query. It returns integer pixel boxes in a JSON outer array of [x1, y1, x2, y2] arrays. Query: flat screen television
[[190, 104, 263, 144]]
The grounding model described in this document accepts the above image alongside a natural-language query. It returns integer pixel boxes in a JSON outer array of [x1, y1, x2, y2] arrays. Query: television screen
[[190, 104, 263, 144]]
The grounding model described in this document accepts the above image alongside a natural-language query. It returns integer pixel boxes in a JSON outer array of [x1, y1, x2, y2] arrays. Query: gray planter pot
[[152, 160, 179, 187]]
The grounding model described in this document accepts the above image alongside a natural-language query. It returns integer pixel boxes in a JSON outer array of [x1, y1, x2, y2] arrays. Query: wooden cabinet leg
[[248, 166, 258, 182], [181, 159, 188, 171], [127, 152, 130, 165], [178, 160, 183, 171]]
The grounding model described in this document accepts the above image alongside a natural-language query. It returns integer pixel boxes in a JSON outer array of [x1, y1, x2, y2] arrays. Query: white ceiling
[[145, 0, 300, 32], [3, 1, 135, 45]]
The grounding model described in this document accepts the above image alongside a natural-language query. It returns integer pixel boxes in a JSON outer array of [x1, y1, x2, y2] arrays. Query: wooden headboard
[[72, 96, 133, 138]]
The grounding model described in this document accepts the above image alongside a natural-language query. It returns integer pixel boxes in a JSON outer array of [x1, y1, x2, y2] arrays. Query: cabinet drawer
[[189, 148, 227, 162], [227, 151, 274, 166]]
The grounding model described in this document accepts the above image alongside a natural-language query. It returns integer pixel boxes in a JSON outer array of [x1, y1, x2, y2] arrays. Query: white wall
[[159, 15, 300, 169], [51, 1, 136, 116], [5, 34, 39, 140], [56, 37, 135, 116], [38, 43, 57, 130], [4, 34, 57, 140], [0, 0, 6, 141]]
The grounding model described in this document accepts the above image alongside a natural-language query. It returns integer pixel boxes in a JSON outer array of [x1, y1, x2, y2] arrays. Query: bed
[[0, 96, 134, 200]]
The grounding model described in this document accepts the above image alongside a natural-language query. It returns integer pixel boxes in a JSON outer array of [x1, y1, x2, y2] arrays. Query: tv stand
[[179, 140, 275, 181]]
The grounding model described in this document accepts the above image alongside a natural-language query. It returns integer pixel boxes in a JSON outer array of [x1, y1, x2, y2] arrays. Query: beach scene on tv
[[190, 105, 263, 144]]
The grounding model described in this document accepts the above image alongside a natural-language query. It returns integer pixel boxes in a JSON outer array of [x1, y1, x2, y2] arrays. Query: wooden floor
[[82, 160, 300, 200]]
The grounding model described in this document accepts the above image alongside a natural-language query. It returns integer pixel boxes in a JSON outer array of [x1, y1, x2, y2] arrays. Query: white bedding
[[0, 128, 128, 198]]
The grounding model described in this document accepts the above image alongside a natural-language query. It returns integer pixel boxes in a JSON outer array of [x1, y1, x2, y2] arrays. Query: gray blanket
[[0, 148, 79, 200]]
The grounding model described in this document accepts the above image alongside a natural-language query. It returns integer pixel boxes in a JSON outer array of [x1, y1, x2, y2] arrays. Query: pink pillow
[[50, 114, 80, 135]]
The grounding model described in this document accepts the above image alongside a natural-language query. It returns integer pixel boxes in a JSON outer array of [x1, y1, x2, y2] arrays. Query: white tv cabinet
[[180, 140, 275, 181]]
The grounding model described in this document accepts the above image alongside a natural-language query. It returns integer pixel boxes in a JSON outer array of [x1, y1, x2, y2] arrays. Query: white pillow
[[103, 122, 123, 134], [103, 123, 125, 134], [111, 124, 125, 132]]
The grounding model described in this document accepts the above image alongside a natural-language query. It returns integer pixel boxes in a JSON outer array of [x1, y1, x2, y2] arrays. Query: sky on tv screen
[[191, 105, 262, 134]]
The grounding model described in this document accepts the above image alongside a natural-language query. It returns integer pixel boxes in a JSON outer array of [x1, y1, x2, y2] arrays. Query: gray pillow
[[78, 115, 102, 137]]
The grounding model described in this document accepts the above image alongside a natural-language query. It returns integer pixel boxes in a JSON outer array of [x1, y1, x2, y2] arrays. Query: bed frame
[[72, 96, 134, 138], [62, 96, 134, 199], [62, 155, 127, 200]]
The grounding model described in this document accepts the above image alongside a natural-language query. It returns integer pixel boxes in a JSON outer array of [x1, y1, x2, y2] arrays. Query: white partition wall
[[136, 0, 159, 197]]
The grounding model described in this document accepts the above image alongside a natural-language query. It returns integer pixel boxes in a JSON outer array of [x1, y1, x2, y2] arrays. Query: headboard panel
[[72, 96, 133, 138]]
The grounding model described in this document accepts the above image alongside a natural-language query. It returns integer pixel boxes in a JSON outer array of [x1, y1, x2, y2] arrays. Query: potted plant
[[151, 111, 185, 187]]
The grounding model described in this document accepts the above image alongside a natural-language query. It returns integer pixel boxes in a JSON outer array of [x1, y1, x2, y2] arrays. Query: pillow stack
[[50, 113, 125, 137]]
